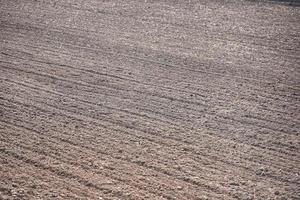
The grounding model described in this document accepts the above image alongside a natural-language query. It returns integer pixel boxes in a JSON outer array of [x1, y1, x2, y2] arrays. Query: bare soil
[[0, 0, 299, 199]]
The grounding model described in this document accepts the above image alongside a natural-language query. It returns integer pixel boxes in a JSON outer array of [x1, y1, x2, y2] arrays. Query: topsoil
[[0, 0, 299, 199]]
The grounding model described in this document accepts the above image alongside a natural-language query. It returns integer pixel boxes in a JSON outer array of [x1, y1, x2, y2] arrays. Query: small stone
[[274, 191, 280, 195], [177, 186, 183, 190]]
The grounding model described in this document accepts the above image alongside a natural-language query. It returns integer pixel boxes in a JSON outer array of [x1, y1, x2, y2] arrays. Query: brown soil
[[0, 0, 299, 199]]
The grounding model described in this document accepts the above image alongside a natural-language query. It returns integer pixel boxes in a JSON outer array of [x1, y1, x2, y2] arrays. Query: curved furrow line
[[1, 94, 298, 182], [0, 120, 231, 199], [0, 146, 156, 200], [5, 2, 299, 59], [1, 62, 297, 139], [41, 1, 300, 56], [2, 114, 297, 188], [0, 127, 191, 200], [0, 119, 295, 198], [0, 137, 183, 200], [1, 36, 299, 109], [1, 26, 299, 91], [0, 52, 211, 104], [1, 77, 184, 130], [7, 12, 300, 67], [4, 30, 299, 105], [1, 76, 299, 164], [6, 35, 299, 97], [0, 50, 211, 100], [1, 82, 298, 167], [1, 74, 298, 161], [0, 156, 99, 200], [0, 63, 206, 108], [0, 145, 135, 200], [2, 46, 298, 124], [24, 21, 300, 73], [1, 110, 246, 197], [0, 109, 296, 195], [1, 102, 298, 184], [0, 128, 225, 200], [1, 56, 298, 130]]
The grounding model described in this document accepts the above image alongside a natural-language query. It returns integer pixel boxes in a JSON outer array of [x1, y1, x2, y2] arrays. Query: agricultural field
[[0, 0, 299, 199]]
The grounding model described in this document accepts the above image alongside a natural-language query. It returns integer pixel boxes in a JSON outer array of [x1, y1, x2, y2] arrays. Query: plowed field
[[0, 0, 299, 199]]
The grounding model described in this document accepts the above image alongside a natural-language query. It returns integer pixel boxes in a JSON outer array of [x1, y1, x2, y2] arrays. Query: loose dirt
[[0, 0, 299, 199]]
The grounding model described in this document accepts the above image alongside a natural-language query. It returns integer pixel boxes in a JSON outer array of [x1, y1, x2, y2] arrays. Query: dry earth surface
[[0, 0, 300, 199]]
